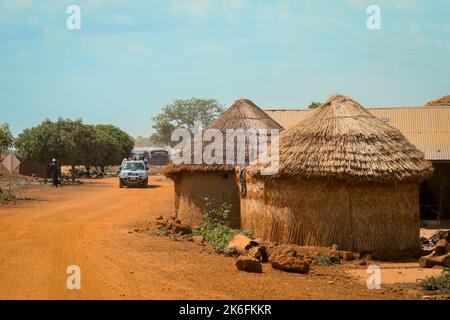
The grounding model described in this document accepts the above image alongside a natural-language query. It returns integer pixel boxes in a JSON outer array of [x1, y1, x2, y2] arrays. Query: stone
[[329, 255, 341, 264], [248, 246, 269, 263], [269, 250, 311, 274], [171, 223, 192, 235], [420, 252, 450, 268], [227, 234, 259, 255], [342, 251, 354, 261], [235, 256, 263, 273], [192, 235, 204, 244], [434, 239, 448, 255]]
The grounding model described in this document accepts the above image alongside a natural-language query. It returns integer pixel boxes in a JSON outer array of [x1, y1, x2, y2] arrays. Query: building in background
[[266, 101, 450, 220]]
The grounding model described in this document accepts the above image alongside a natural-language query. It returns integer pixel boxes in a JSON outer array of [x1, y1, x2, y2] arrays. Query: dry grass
[[426, 94, 450, 106], [248, 94, 433, 183], [164, 99, 283, 176]]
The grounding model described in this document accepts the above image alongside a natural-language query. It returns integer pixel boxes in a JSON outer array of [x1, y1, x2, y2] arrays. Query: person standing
[[49, 159, 59, 187]]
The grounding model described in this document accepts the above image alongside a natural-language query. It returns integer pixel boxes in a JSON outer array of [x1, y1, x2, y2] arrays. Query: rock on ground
[[269, 248, 311, 274], [227, 234, 259, 255], [235, 256, 263, 273]]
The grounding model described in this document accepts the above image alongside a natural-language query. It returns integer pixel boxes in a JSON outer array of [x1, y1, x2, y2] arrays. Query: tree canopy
[[308, 102, 321, 109], [0, 123, 14, 152], [15, 119, 134, 171], [150, 98, 224, 146]]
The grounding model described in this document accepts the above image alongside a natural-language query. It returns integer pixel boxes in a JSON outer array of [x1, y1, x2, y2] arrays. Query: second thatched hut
[[164, 99, 283, 228], [242, 95, 433, 256]]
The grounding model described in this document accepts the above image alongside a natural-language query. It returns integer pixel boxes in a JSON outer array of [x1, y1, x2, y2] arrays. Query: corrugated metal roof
[[266, 106, 450, 161]]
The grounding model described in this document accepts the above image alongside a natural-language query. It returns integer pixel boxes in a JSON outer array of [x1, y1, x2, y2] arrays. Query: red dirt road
[[0, 177, 428, 299]]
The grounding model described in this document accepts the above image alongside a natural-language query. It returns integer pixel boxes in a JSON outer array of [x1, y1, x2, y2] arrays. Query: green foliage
[[193, 221, 238, 254], [15, 119, 77, 165], [419, 269, 450, 293], [156, 225, 170, 237], [308, 102, 321, 109], [0, 191, 16, 202], [241, 230, 253, 238], [0, 123, 14, 151], [191, 197, 238, 253], [94, 124, 134, 169], [312, 254, 340, 266], [15, 119, 133, 171], [203, 196, 232, 225], [151, 98, 224, 146]]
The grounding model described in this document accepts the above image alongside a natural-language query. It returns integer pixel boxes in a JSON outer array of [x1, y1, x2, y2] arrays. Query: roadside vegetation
[[0, 191, 16, 202], [312, 254, 341, 266], [14, 119, 134, 179], [419, 269, 450, 293], [191, 197, 248, 255]]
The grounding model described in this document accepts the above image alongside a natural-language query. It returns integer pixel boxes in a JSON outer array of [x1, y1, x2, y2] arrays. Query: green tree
[[15, 119, 134, 178], [0, 123, 14, 152], [151, 98, 224, 146], [308, 102, 321, 109], [15, 119, 77, 165], [94, 124, 134, 172]]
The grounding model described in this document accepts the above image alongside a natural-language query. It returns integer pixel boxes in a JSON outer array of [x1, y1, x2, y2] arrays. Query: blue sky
[[1, 0, 449, 137]]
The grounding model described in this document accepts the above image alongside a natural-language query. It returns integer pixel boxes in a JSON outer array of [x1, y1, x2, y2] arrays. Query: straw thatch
[[249, 94, 433, 183], [164, 99, 283, 228], [426, 94, 450, 106], [242, 95, 433, 257], [164, 99, 283, 175]]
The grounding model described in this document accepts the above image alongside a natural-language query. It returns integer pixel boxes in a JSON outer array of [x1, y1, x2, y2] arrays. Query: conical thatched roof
[[250, 95, 433, 183], [426, 94, 450, 106], [164, 99, 283, 175]]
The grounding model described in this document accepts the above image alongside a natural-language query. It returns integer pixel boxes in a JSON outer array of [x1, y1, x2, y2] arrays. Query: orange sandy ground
[[0, 177, 447, 300]]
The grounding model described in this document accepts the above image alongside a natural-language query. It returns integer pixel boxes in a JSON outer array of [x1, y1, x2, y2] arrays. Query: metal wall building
[[266, 106, 450, 219]]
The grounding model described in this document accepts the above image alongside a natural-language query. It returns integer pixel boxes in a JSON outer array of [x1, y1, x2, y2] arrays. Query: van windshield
[[123, 162, 146, 170]]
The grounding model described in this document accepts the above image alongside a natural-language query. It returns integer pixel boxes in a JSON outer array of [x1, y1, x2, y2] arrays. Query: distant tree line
[[2, 118, 133, 178]]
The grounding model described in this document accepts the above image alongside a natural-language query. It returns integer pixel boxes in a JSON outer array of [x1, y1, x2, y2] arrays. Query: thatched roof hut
[[242, 95, 433, 257], [164, 99, 283, 228], [426, 94, 450, 106]]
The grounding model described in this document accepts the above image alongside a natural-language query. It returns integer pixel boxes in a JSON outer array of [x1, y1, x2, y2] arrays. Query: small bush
[[0, 192, 16, 202], [191, 197, 239, 253], [312, 254, 340, 266], [193, 221, 238, 253], [203, 196, 232, 225], [241, 230, 253, 238], [419, 269, 450, 293], [156, 225, 169, 237]]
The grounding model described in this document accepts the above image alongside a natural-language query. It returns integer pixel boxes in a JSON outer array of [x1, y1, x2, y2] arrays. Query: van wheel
[[142, 178, 148, 187], [119, 179, 124, 188]]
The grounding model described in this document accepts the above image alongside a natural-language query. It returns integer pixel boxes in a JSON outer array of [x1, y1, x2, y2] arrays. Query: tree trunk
[[84, 165, 91, 178], [71, 164, 76, 182]]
